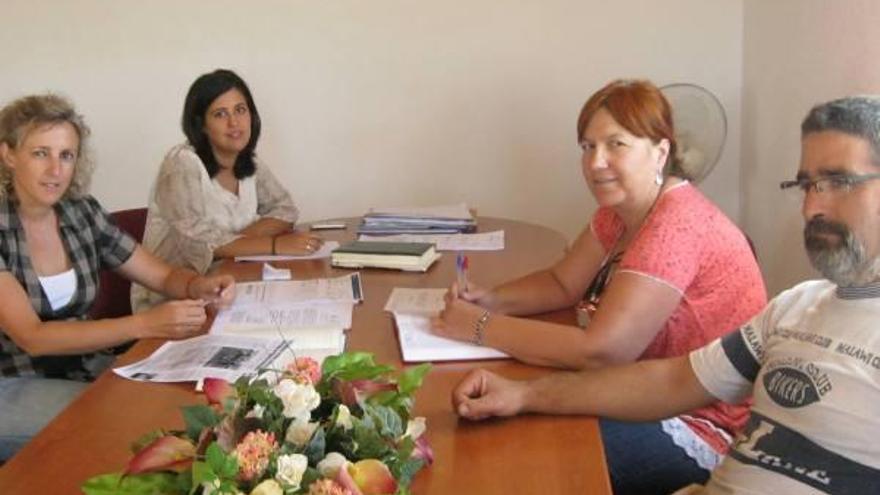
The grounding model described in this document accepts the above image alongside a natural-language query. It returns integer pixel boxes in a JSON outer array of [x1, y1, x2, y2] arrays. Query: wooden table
[[0, 217, 611, 494]]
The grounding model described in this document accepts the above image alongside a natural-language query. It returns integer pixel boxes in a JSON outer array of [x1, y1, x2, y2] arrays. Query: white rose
[[317, 451, 350, 478], [250, 479, 283, 495], [404, 417, 427, 440], [335, 404, 353, 430], [285, 418, 319, 447], [272, 378, 320, 420], [274, 453, 308, 490]]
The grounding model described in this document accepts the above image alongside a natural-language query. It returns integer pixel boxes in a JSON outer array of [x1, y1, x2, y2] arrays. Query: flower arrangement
[[82, 352, 433, 495]]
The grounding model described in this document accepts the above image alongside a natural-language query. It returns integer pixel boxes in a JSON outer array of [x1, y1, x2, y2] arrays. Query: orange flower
[[233, 430, 277, 481]]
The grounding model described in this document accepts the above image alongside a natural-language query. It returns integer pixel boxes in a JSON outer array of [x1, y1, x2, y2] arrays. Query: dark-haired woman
[[132, 69, 322, 311]]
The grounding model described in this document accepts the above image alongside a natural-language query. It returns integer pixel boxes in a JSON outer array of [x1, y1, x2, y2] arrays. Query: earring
[[655, 170, 663, 186]]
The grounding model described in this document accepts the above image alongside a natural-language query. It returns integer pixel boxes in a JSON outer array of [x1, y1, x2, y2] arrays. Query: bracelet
[[473, 311, 490, 346], [271, 235, 278, 255], [185, 273, 199, 299]]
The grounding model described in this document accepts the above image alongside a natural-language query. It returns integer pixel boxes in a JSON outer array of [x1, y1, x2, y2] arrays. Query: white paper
[[393, 313, 508, 362], [113, 334, 289, 383], [262, 263, 292, 281], [233, 273, 362, 306], [367, 203, 473, 220], [358, 230, 504, 251], [235, 241, 340, 262], [384, 288, 447, 315], [213, 301, 354, 335]]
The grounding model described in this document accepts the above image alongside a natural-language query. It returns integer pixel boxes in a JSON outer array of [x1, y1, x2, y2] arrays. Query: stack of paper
[[384, 288, 509, 363], [114, 274, 363, 383], [331, 241, 441, 272], [357, 230, 505, 251], [211, 273, 363, 358], [359, 203, 477, 235]]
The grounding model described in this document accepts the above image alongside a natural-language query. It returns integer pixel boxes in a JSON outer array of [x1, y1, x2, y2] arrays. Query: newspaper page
[[113, 334, 288, 383], [233, 272, 362, 305]]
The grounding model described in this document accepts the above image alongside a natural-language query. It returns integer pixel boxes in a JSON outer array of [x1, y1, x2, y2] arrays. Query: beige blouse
[[131, 143, 299, 312]]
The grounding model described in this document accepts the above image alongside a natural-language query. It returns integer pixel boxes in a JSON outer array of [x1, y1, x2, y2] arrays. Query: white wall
[[0, 0, 743, 241], [742, 0, 880, 295]]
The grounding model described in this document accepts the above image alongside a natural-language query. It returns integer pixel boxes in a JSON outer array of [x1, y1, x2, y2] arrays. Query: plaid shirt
[[0, 195, 136, 379]]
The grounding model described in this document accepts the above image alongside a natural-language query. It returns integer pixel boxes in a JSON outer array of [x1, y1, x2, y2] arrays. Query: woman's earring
[[655, 170, 663, 186]]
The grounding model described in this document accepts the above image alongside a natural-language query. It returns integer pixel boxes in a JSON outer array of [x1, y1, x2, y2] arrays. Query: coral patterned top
[[591, 182, 767, 454]]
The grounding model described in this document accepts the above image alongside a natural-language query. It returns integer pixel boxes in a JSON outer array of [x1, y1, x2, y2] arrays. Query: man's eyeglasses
[[779, 173, 880, 195]]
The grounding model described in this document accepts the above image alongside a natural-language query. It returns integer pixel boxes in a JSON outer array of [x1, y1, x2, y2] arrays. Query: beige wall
[[0, 0, 743, 241], [742, 0, 880, 295]]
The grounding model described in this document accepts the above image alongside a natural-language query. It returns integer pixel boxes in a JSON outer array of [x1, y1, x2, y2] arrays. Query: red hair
[[577, 79, 683, 177]]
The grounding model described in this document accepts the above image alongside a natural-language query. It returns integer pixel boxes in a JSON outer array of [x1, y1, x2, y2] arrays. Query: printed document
[[114, 334, 289, 383], [233, 273, 362, 306], [384, 288, 447, 314]]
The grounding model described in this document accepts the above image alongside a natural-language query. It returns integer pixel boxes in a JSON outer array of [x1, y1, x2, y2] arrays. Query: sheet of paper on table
[[232, 272, 363, 306], [113, 334, 290, 383], [384, 288, 509, 362]]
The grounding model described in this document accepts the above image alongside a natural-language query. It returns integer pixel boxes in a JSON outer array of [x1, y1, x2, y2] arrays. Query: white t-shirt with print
[[689, 280, 880, 494]]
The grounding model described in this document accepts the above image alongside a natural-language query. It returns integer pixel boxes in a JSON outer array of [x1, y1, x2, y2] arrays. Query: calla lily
[[335, 461, 364, 495], [413, 436, 434, 465], [347, 459, 398, 495], [333, 379, 397, 407], [204, 377, 236, 407], [124, 435, 195, 474]]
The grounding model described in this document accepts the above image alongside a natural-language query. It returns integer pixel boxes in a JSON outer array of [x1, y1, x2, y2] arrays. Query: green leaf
[[206, 442, 239, 479], [363, 403, 404, 439], [350, 417, 393, 460], [397, 364, 431, 396], [190, 461, 216, 493], [81, 472, 182, 495], [321, 352, 395, 383], [180, 405, 220, 442]]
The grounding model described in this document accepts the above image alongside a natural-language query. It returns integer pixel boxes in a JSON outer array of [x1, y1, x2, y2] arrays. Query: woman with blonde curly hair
[[0, 94, 235, 460]]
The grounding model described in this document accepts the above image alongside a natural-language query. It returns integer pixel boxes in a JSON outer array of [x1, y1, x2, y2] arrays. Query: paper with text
[[384, 288, 447, 314], [393, 313, 508, 362]]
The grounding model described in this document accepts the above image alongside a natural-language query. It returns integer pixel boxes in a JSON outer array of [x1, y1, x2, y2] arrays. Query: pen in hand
[[456, 252, 469, 294]]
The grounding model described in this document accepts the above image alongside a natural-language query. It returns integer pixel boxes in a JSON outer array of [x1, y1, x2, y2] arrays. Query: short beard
[[804, 218, 880, 286]]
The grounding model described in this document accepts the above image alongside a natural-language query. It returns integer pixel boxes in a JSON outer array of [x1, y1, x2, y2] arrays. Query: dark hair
[[181, 69, 261, 179], [576, 79, 685, 179], [802, 96, 880, 166]]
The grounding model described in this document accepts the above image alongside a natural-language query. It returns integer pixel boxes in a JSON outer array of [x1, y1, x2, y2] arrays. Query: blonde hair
[[0, 94, 94, 200]]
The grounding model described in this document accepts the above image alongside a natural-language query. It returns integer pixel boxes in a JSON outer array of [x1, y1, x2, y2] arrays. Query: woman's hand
[[274, 232, 325, 255], [188, 274, 236, 307], [430, 287, 490, 343], [453, 280, 493, 306], [139, 300, 208, 340]]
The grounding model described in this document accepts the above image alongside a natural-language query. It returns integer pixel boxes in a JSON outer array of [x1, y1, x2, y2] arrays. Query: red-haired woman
[[432, 80, 766, 493]]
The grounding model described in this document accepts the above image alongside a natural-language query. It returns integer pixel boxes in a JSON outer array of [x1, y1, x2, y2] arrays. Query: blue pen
[[456, 252, 469, 291]]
